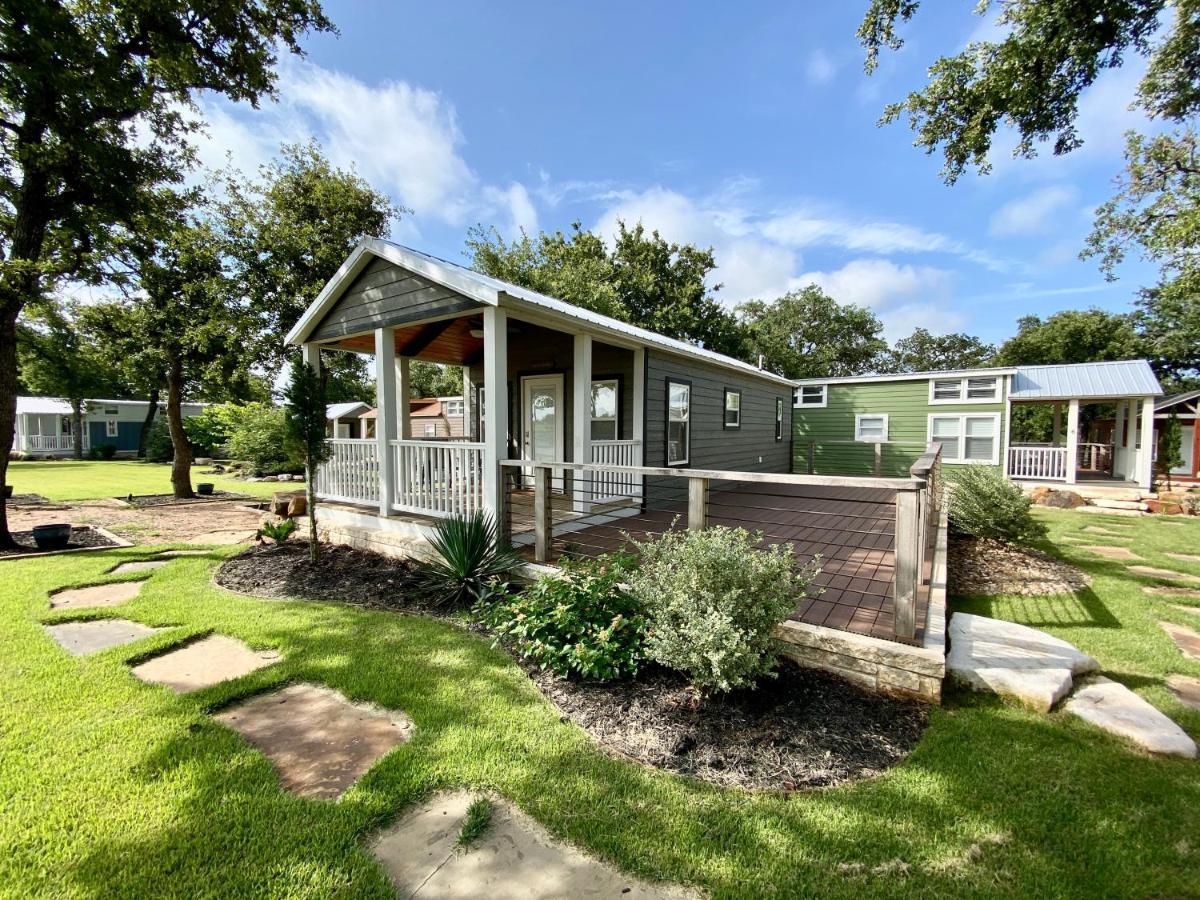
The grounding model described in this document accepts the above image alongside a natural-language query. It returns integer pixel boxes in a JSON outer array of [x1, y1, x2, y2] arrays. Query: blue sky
[[193, 1, 1161, 344]]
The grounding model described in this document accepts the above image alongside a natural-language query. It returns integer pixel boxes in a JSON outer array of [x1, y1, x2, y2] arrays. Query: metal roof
[[793, 366, 1017, 386], [326, 401, 370, 421], [1156, 388, 1200, 410], [1009, 360, 1163, 401], [288, 239, 794, 388], [16, 396, 205, 415]]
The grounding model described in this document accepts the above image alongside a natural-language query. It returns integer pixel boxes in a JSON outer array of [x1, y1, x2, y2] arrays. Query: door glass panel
[[529, 385, 558, 461]]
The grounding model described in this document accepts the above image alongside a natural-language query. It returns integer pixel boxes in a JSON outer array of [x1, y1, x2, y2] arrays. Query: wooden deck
[[520, 481, 928, 646]]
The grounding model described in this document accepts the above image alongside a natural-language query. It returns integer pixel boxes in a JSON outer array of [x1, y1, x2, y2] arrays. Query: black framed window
[[723, 389, 741, 429], [775, 397, 784, 441]]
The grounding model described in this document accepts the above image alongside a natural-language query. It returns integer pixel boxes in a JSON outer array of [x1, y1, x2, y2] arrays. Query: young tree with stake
[[284, 353, 330, 564]]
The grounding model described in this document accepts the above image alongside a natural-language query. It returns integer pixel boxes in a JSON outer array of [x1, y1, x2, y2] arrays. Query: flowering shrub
[[627, 526, 818, 694], [479, 552, 645, 681]]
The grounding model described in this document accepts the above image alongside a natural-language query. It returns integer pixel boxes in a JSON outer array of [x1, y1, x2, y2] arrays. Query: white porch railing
[[589, 439, 642, 501], [392, 439, 485, 518], [1007, 444, 1069, 481], [24, 434, 87, 452], [316, 439, 380, 505]]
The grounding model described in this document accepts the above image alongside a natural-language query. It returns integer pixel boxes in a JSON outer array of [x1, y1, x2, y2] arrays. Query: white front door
[[521, 375, 565, 480], [1174, 426, 1195, 475]]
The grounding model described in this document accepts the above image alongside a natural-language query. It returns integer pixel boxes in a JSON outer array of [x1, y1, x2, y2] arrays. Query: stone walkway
[[1166, 553, 1200, 564], [1168, 675, 1200, 712], [110, 560, 169, 575], [1080, 545, 1143, 561], [1160, 622, 1200, 661], [131, 634, 280, 693], [370, 791, 692, 899], [1129, 566, 1200, 585], [44, 618, 164, 655], [947, 613, 1196, 758], [214, 683, 414, 799], [49, 580, 144, 610]]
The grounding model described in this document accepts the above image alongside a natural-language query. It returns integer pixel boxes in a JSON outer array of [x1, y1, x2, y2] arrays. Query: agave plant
[[416, 511, 523, 607]]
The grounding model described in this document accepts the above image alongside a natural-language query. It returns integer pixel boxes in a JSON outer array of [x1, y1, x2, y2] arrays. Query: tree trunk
[[166, 357, 193, 499], [307, 461, 319, 564], [71, 400, 85, 460], [137, 387, 160, 459], [0, 308, 22, 547]]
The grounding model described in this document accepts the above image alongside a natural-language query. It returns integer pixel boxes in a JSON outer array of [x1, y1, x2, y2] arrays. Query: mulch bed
[[0, 526, 122, 558], [7, 493, 52, 507], [216, 540, 929, 791], [214, 541, 437, 612], [528, 660, 927, 790], [118, 491, 254, 508], [949, 534, 1091, 596]]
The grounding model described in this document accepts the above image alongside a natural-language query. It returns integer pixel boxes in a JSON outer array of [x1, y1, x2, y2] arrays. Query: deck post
[[572, 333, 593, 514], [632, 347, 645, 498], [687, 476, 709, 531], [807, 441, 815, 474], [1065, 398, 1080, 485], [893, 488, 920, 640], [1138, 396, 1156, 489], [374, 327, 398, 516], [482, 307, 509, 520], [873, 442, 882, 476], [534, 464, 552, 562]]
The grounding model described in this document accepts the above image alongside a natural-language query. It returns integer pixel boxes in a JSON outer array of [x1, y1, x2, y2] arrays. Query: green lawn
[[6, 460, 286, 501], [1, 514, 1198, 897]]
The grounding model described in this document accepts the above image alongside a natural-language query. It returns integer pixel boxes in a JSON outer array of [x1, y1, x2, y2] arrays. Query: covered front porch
[[1003, 362, 1162, 490]]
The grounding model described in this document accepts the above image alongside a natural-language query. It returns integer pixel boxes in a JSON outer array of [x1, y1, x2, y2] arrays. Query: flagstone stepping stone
[[44, 619, 165, 656], [1081, 545, 1143, 561], [370, 790, 693, 899], [1175, 604, 1200, 617], [109, 560, 169, 574], [155, 549, 211, 557], [1082, 525, 1130, 537], [49, 580, 144, 610], [1160, 621, 1200, 661], [947, 613, 1099, 712], [186, 529, 257, 545], [214, 683, 413, 799], [1128, 566, 1200, 585], [1166, 553, 1200, 564], [1144, 586, 1200, 599], [131, 634, 280, 693], [1167, 675, 1200, 712], [1066, 678, 1197, 759]]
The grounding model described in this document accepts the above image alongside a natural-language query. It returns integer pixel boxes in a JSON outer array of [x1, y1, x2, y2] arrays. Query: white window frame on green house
[[927, 412, 1001, 464], [794, 384, 827, 408], [854, 413, 889, 442], [928, 375, 1001, 404]]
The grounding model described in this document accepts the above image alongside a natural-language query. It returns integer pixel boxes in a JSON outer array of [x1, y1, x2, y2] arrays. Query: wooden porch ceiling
[[331, 316, 485, 366]]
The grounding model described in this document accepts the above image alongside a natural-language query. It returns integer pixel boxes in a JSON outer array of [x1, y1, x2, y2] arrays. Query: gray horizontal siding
[[644, 349, 792, 474], [311, 257, 482, 340]]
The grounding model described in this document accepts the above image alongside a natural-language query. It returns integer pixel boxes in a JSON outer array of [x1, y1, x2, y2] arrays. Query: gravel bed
[[949, 535, 1090, 595], [0, 526, 122, 558]]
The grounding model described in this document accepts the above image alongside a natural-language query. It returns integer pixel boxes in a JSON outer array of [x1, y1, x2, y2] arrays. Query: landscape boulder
[[1031, 488, 1086, 509]]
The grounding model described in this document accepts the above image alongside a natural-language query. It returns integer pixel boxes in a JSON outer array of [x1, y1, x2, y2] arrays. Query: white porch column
[[1114, 400, 1127, 478], [632, 347, 645, 459], [1065, 398, 1080, 485], [1138, 396, 1156, 489], [374, 327, 398, 516], [1052, 403, 1063, 445], [462, 366, 473, 440], [395, 356, 411, 440], [482, 307, 509, 518], [301, 342, 321, 374], [572, 333, 593, 513]]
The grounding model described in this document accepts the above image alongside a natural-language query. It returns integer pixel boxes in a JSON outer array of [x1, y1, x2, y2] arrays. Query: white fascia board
[[792, 367, 1018, 387]]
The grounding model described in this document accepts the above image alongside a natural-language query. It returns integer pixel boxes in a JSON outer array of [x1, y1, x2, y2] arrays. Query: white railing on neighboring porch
[[24, 434, 87, 452], [589, 439, 642, 501], [1007, 444, 1069, 481], [391, 439, 485, 518], [316, 439, 380, 504], [1078, 442, 1114, 474]]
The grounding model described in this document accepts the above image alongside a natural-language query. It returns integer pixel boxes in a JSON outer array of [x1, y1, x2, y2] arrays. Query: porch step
[[1092, 498, 1151, 511]]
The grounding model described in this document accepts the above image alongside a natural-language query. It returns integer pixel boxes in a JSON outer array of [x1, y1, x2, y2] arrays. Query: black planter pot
[[196, 483, 215, 496], [31, 523, 72, 550], [3, 484, 12, 499]]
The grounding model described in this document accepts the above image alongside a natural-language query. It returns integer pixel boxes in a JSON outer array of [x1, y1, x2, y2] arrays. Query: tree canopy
[[994, 309, 1145, 366], [858, 0, 1195, 182], [738, 286, 887, 379], [879, 328, 995, 373]]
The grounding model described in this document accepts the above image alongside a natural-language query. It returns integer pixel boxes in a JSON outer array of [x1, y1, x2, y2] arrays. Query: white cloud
[[191, 58, 536, 238], [806, 50, 836, 85], [989, 185, 1078, 237]]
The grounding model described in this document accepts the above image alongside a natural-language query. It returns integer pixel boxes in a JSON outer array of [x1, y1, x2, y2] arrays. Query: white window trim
[[794, 384, 827, 408], [443, 399, 464, 418], [666, 379, 690, 466], [105, 420, 119, 438], [591, 378, 619, 440], [927, 412, 1001, 464], [928, 376, 1000, 405], [854, 413, 889, 442], [723, 388, 741, 429]]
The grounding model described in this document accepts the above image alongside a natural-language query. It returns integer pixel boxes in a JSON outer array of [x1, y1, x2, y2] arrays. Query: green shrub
[[217, 403, 298, 475], [88, 442, 118, 460], [144, 418, 173, 463], [627, 526, 818, 694], [948, 464, 1046, 544], [479, 552, 645, 681], [415, 512, 523, 607], [259, 518, 298, 543], [183, 407, 231, 458]]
